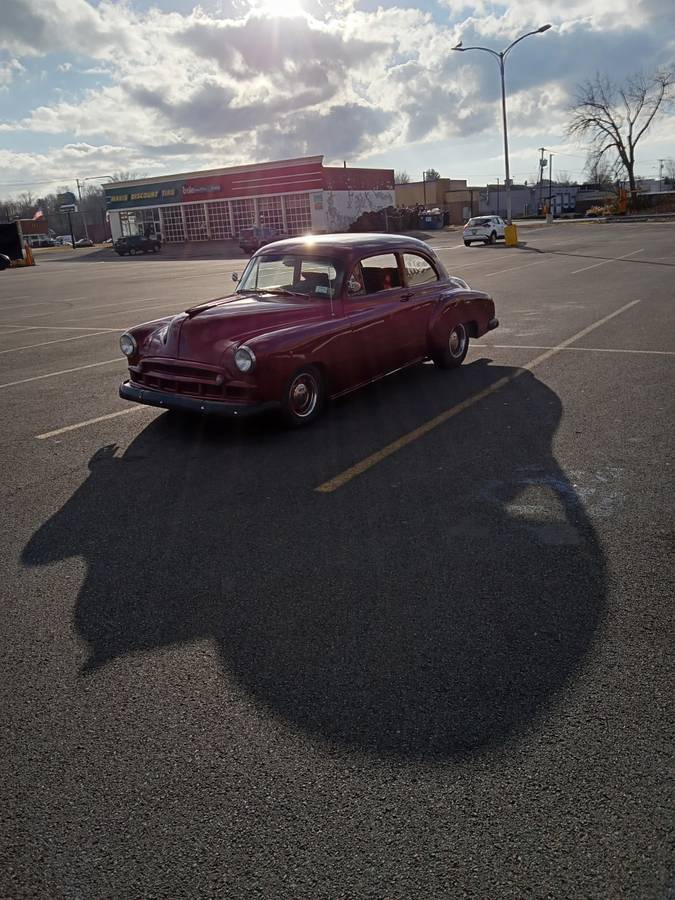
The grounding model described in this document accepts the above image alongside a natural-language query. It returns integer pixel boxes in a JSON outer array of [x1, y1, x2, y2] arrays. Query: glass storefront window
[[231, 198, 255, 237], [160, 205, 185, 243], [284, 194, 312, 235], [207, 201, 231, 239]]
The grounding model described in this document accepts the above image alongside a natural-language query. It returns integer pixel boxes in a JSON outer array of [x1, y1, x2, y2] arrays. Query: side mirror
[[231, 272, 239, 282]]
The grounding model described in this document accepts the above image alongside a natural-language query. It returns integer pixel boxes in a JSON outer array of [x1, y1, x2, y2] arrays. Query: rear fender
[[428, 290, 495, 352]]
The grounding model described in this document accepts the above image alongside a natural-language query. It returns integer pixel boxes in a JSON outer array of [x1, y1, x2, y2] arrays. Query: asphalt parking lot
[[1, 222, 673, 899]]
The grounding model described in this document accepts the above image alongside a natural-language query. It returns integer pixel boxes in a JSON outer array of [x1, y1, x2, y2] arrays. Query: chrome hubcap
[[289, 373, 318, 417], [449, 325, 466, 357]]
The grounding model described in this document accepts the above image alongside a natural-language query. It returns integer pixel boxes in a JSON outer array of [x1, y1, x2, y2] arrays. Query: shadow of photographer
[[22, 360, 606, 757]]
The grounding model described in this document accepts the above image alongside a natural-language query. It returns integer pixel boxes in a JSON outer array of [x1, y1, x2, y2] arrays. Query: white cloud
[[0, 58, 24, 90], [0, 0, 672, 190]]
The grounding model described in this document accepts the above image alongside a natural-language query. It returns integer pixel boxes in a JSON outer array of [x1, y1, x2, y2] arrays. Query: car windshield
[[237, 253, 342, 300], [467, 218, 492, 226]]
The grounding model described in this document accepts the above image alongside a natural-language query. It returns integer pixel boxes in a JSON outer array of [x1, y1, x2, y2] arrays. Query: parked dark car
[[118, 234, 499, 427], [114, 234, 161, 256], [238, 226, 287, 254]]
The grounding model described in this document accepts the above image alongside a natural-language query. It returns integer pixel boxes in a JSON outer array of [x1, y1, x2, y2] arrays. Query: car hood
[[171, 293, 330, 363]]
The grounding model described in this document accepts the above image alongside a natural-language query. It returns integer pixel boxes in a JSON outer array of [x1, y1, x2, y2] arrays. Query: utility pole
[[538, 147, 546, 215], [422, 172, 427, 207], [658, 159, 665, 192], [496, 177, 500, 216], [75, 178, 90, 242], [548, 152, 553, 214]]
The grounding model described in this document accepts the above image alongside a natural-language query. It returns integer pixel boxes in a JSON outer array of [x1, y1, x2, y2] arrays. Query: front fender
[[243, 316, 349, 399]]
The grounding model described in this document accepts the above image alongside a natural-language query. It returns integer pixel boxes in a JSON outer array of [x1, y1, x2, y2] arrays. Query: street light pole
[[452, 24, 551, 227], [76, 174, 115, 244]]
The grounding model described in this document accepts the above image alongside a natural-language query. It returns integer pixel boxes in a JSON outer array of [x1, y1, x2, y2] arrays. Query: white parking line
[[486, 343, 675, 356], [484, 260, 548, 277], [0, 358, 122, 390], [0, 325, 36, 335], [8, 295, 162, 321], [571, 248, 644, 274], [36, 406, 149, 440], [0, 324, 120, 332], [0, 330, 116, 355]]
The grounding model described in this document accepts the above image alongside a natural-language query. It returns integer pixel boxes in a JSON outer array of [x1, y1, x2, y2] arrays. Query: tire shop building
[[105, 156, 394, 243]]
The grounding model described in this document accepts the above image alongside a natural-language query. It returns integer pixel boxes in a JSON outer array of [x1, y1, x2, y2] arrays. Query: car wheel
[[129, 247, 137, 256], [464, 240, 471, 246], [432, 322, 469, 369], [280, 366, 324, 427], [153, 245, 160, 252], [489, 231, 497, 244]]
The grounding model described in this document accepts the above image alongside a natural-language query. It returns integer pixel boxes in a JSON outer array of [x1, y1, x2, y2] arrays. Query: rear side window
[[352, 253, 401, 295], [402, 253, 438, 287]]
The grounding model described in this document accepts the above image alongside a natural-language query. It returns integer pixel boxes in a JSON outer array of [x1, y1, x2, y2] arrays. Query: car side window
[[355, 253, 401, 295], [347, 263, 366, 296], [402, 253, 439, 287]]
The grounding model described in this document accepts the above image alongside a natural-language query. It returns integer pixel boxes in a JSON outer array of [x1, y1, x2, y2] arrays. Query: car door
[[494, 217, 505, 238], [343, 252, 408, 384], [396, 252, 443, 362]]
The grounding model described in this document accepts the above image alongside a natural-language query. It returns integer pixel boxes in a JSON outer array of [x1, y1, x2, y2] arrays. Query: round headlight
[[234, 346, 255, 373], [120, 333, 137, 357]]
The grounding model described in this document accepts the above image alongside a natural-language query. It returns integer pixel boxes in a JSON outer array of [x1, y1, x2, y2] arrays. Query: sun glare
[[256, 0, 306, 16]]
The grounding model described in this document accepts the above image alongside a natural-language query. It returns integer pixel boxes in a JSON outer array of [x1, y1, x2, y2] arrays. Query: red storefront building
[[105, 156, 394, 243]]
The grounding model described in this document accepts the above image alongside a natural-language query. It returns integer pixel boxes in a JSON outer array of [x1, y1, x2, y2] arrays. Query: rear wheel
[[464, 240, 471, 246], [129, 247, 137, 256], [432, 322, 469, 369], [489, 231, 497, 244], [280, 366, 324, 427]]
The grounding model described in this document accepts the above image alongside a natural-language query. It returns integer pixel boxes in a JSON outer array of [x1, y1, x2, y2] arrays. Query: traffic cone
[[24, 242, 35, 266]]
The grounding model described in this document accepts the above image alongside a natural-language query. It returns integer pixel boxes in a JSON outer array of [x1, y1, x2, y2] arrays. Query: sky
[[0, 0, 673, 198]]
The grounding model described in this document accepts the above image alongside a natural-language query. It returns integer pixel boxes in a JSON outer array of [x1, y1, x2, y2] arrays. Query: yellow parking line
[[315, 299, 642, 493]]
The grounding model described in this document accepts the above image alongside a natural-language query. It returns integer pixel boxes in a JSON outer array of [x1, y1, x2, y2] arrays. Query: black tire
[[432, 322, 470, 369], [489, 231, 497, 244], [129, 247, 137, 256], [464, 240, 471, 246], [280, 366, 324, 427], [153, 245, 160, 253]]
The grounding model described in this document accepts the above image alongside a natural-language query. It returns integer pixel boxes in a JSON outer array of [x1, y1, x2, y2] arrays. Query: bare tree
[[423, 168, 441, 181], [584, 156, 615, 188], [109, 170, 140, 183], [568, 69, 674, 197], [555, 170, 574, 186], [394, 170, 410, 184]]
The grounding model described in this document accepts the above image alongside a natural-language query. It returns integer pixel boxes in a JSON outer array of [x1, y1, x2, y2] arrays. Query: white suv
[[463, 216, 506, 246]]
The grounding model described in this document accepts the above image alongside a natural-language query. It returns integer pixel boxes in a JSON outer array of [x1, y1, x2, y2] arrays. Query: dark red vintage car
[[119, 234, 498, 426]]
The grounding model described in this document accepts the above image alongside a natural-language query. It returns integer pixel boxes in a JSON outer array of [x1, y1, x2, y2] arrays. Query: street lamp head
[[452, 41, 463, 50], [537, 24, 551, 32]]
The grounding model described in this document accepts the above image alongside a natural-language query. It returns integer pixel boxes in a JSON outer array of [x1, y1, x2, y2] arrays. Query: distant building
[[105, 156, 394, 243], [395, 178, 481, 224]]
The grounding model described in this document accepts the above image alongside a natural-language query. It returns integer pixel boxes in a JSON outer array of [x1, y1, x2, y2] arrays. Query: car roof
[[256, 233, 436, 257]]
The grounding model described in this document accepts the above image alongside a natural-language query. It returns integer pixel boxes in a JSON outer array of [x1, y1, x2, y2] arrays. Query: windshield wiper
[[259, 288, 308, 298]]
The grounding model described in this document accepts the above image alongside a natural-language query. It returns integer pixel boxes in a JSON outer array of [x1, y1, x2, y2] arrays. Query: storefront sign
[[106, 180, 184, 210]]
